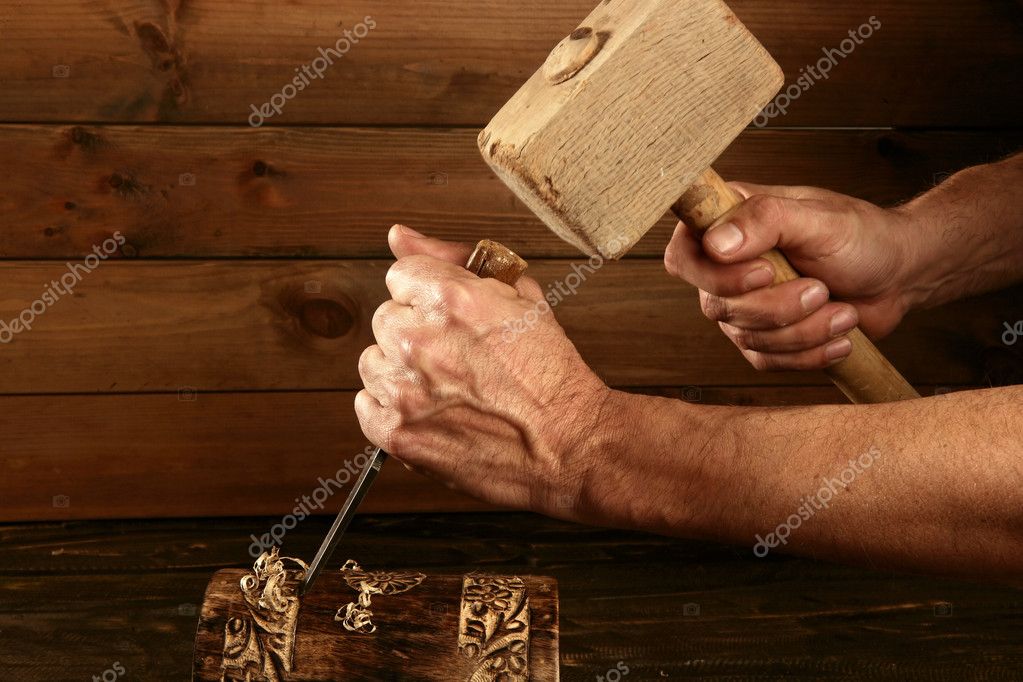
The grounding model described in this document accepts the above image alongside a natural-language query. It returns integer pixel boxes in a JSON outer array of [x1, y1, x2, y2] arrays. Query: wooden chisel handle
[[467, 239, 528, 286], [672, 168, 920, 404]]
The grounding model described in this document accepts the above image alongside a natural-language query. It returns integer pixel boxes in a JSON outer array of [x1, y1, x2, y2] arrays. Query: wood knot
[[68, 126, 105, 152], [271, 280, 359, 345], [108, 172, 146, 199], [135, 21, 190, 108], [543, 26, 610, 85], [298, 299, 354, 339], [251, 160, 284, 179]]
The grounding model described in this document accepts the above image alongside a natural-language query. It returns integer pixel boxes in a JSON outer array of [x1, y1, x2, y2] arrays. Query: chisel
[[301, 239, 527, 594]]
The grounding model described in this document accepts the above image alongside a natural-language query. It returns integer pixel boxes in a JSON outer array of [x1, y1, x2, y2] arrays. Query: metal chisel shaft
[[301, 447, 386, 594]]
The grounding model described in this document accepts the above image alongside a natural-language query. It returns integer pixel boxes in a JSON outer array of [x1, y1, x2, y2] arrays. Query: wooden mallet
[[478, 0, 919, 403]]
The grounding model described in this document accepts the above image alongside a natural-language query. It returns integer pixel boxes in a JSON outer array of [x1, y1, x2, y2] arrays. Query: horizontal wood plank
[[1, 125, 1020, 259], [6, 514, 719, 573], [0, 385, 993, 521], [2, 516, 1022, 679], [0, 1, 1019, 126], [0, 260, 1019, 394], [0, 390, 484, 521]]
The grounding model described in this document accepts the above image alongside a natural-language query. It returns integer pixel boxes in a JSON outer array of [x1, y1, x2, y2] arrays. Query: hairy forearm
[[899, 152, 1023, 310], [579, 388, 1023, 581]]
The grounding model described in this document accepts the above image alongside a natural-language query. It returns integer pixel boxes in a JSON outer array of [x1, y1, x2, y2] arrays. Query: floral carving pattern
[[221, 548, 307, 682], [458, 574, 530, 682], [335, 559, 427, 634]]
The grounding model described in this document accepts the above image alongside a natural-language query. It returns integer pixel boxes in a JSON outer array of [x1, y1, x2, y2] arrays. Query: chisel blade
[[300, 447, 387, 594]]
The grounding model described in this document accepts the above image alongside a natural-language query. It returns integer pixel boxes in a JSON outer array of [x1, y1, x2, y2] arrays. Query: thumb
[[388, 224, 474, 265], [701, 194, 834, 265], [388, 224, 545, 303]]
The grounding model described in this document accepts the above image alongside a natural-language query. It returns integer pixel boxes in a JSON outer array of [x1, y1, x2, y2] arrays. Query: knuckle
[[751, 295, 799, 328], [385, 262, 399, 286], [372, 304, 407, 346], [390, 254, 426, 275], [435, 280, 475, 316], [382, 426, 412, 456], [664, 233, 700, 284], [663, 237, 687, 279], [357, 345, 376, 379], [805, 347, 832, 370], [401, 335, 426, 366], [386, 255, 430, 291], [353, 389, 373, 421], [663, 244, 679, 278], [700, 291, 731, 322], [391, 384, 420, 418], [768, 306, 797, 328], [732, 327, 761, 351], [385, 259, 410, 288], [743, 194, 787, 229], [746, 351, 773, 372], [371, 300, 394, 331], [398, 329, 426, 364], [789, 323, 818, 348]]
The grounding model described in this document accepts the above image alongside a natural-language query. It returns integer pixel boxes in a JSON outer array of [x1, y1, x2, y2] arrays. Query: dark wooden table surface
[[1, 513, 1020, 680]]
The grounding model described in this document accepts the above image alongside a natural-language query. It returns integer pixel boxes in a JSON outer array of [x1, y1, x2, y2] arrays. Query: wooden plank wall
[[0, 0, 1021, 521]]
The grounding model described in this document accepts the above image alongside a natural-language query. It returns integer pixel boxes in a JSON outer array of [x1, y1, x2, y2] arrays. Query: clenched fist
[[664, 183, 915, 371], [355, 225, 610, 516]]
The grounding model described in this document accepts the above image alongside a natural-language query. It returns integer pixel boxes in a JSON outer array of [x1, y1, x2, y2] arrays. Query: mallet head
[[479, 0, 783, 258]]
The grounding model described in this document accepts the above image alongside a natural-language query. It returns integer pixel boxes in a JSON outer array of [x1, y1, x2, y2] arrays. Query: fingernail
[[742, 267, 774, 291], [825, 337, 853, 363], [800, 283, 829, 312], [398, 224, 425, 239], [705, 222, 744, 255], [829, 309, 858, 336]]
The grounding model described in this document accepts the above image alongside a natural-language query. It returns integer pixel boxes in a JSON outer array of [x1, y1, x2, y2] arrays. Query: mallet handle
[[672, 168, 919, 404]]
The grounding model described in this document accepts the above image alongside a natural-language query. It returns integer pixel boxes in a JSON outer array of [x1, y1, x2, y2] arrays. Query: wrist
[[570, 389, 735, 537], [890, 198, 958, 312], [887, 200, 941, 312], [543, 384, 620, 522], [892, 156, 1023, 310]]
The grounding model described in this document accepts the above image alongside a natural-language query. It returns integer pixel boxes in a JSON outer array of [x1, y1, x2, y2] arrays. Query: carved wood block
[[192, 555, 558, 681]]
